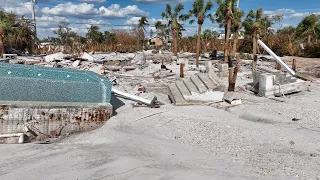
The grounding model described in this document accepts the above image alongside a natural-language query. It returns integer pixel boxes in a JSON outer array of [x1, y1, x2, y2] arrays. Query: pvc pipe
[[112, 88, 154, 106], [257, 39, 296, 76]]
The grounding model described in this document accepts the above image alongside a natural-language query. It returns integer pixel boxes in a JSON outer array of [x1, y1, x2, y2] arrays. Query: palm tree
[[138, 16, 149, 49], [189, 0, 214, 67], [161, 3, 189, 56], [155, 21, 167, 37], [87, 25, 104, 43], [296, 14, 319, 45], [231, 8, 244, 58], [215, 0, 236, 62], [202, 29, 219, 41], [0, 11, 14, 56], [242, 8, 264, 58]]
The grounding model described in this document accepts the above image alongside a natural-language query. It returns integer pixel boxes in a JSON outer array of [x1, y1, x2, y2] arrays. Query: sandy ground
[[0, 80, 319, 179]]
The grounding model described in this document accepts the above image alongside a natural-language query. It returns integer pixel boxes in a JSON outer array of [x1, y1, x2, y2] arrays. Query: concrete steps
[[168, 73, 225, 105], [168, 84, 186, 105], [183, 79, 199, 95], [190, 75, 208, 93]]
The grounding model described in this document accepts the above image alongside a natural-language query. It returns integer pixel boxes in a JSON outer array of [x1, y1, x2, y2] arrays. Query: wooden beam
[[180, 63, 184, 78]]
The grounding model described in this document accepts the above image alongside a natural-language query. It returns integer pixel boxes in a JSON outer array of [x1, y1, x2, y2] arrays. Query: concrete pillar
[[205, 61, 212, 73], [259, 73, 275, 97], [218, 64, 228, 78], [184, 59, 189, 70]]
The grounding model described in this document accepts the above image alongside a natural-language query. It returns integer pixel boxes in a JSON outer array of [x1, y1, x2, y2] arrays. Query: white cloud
[[79, 0, 106, 3], [37, 16, 69, 27], [288, 12, 320, 19], [1, 1, 37, 17], [76, 19, 110, 28], [125, 17, 141, 25], [265, 9, 296, 16], [42, 3, 99, 18], [42, 3, 148, 19], [134, 0, 190, 3]]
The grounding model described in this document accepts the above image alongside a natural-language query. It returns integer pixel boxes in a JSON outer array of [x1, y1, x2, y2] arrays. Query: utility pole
[[236, 0, 240, 9], [31, 0, 37, 53]]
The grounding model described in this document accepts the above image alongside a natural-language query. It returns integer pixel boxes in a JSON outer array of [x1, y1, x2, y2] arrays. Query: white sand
[[0, 81, 319, 179]]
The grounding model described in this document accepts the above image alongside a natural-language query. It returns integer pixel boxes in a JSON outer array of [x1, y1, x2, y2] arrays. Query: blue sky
[[1, 0, 320, 39]]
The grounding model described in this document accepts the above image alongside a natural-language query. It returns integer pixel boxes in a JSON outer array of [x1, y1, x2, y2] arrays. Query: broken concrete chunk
[[89, 65, 104, 75], [44, 52, 69, 62], [72, 60, 81, 67], [122, 66, 136, 71], [81, 52, 94, 61], [223, 92, 241, 103]]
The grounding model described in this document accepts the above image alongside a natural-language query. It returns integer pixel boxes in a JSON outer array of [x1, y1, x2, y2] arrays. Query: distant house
[[148, 36, 165, 48], [217, 30, 244, 40]]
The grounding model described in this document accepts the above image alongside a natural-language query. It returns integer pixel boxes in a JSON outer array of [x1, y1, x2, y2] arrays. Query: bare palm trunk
[[232, 31, 239, 58], [307, 34, 312, 45], [173, 28, 178, 56], [196, 24, 202, 67], [253, 30, 257, 56], [224, 18, 232, 62], [223, 26, 228, 61]]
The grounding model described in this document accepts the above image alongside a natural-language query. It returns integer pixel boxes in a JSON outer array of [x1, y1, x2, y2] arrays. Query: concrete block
[[230, 99, 242, 105], [205, 61, 212, 73], [0, 58, 9, 63], [81, 52, 94, 61], [223, 92, 240, 103], [274, 79, 309, 96], [259, 73, 275, 97], [3, 54, 17, 59], [218, 64, 228, 78]]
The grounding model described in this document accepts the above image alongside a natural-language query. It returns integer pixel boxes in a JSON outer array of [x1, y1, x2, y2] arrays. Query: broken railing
[[257, 39, 296, 76]]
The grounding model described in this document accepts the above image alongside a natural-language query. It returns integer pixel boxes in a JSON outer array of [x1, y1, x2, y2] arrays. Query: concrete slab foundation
[[0, 101, 112, 143]]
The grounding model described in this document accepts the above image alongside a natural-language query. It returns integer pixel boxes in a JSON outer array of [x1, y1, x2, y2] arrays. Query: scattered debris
[[292, 118, 301, 121]]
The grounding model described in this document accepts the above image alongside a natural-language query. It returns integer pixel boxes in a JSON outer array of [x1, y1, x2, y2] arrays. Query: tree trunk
[[224, 18, 232, 62], [173, 28, 178, 56], [253, 30, 257, 57], [0, 27, 4, 57], [307, 34, 312, 45], [223, 26, 228, 62], [196, 24, 202, 67], [232, 31, 239, 58]]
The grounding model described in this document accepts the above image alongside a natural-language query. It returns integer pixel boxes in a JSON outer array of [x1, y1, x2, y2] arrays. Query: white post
[[237, 0, 240, 8], [257, 39, 296, 76]]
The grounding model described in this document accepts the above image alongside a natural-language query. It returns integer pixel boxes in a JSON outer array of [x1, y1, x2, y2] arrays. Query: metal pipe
[[257, 39, 296, 76]]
